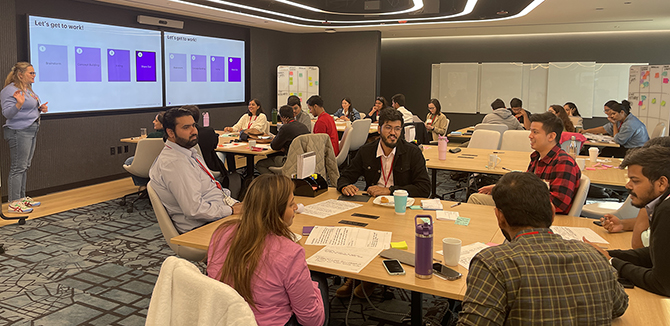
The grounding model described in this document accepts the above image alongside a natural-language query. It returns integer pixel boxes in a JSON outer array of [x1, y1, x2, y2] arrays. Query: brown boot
[[336, 278, 356, 298], [353, 281, 377, 299]]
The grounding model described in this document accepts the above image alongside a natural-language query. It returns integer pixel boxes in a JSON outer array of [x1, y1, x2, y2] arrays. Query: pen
[[493, 151, 505, 154], [450, 202, 461, 208], [502, 167, 513, 171], [457, 156, 475, 159]]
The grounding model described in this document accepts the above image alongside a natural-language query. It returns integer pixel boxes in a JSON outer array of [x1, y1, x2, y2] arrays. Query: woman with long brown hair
[[207, 174, 325, 326], [548, 104, 575, 132]]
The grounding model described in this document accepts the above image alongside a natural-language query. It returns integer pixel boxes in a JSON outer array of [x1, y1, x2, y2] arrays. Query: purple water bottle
[[415, 214, 433, 279]]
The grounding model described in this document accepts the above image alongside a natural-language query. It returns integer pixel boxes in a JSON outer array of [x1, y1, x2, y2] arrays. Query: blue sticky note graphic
[[455, 217, 470, 226], [410, 205, 422, 210]]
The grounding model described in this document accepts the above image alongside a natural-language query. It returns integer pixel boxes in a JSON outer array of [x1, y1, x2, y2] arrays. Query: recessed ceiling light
[[497, 10, 509, 15], [595, 7, 604, 10], [325, 28, 336, 33], [624, 1, 632, 4]]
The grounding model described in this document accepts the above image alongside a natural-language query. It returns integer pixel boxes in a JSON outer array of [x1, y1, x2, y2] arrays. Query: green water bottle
[[272, 107, 278, 124]]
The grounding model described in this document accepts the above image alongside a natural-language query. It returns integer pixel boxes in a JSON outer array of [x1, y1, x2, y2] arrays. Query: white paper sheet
[[435, 242, 491, 270], [306, 246, 383, 273], [550, 226, 610, 244], [421, 199, 443, 210], [436, 210, 459, 221], [297, 151, 316, 179], [302, 199, 362, 219], [305, 226, 392, 249]]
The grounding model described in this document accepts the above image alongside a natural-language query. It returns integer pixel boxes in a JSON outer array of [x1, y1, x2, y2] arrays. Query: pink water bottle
[[438, 135, 448, 161], [415, 215, 433, 279], [203, 112, 210, 127]]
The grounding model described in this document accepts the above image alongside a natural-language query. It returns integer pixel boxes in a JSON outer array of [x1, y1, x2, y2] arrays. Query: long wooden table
[[171, 188, 664, 325], [446, 126, 620, 148], [422, 146, 629, 197]]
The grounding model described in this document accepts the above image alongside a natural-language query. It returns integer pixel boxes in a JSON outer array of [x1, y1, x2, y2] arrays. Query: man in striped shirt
[[458, 172, 628, 326]]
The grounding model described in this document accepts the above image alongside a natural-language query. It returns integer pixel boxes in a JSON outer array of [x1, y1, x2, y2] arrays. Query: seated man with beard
[[149, 107, 242, 234]]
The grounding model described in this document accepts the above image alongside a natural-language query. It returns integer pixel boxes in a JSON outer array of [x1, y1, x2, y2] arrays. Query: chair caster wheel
[[18, 219, 26, 225], [127, 207, 133, 213], [119, 199, 126, 206]]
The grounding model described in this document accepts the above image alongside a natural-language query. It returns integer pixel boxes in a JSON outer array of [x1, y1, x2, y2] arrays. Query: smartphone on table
[[382, 259, 406, 275], [433, 263, 462, 280]]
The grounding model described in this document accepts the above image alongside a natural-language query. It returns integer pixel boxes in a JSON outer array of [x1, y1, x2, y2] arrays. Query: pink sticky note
[[603, 164, 613, 168], [585, 167, 596, 171], [639, 101, 644, 106], [485, 242, 499, 247], [664, 78, 669, 84]]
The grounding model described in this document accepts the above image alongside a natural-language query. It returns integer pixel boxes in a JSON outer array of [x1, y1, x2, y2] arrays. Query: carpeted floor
[[0, 170, 622, 325]]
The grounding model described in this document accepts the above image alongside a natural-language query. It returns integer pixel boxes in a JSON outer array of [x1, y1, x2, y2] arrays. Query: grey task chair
[[120, 138, 165, 213], [474, 123, 508, 149], [348, 118, 373, 151], [500, 130, 533, 152], [566, 175, 591, 217], [468, 129, 501, 150], [581, 195, 639, 220], [147, 182, 207, 262], [651, 121, 667, 138], [336, 126, 354, 167]]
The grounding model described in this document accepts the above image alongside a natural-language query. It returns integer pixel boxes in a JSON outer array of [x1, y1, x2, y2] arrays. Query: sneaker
[[8, 201, 33, 213], [21, 197, 41, 207]]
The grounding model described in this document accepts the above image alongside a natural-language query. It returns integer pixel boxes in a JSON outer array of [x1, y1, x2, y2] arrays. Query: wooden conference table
[[272, 121, 379, 134], [423, 146, 629, 197], [447, 126, 620, 148], [171, 188, 663, 326]]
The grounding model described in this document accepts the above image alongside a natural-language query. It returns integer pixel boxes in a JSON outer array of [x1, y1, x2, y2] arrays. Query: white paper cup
[[576, 158, 586, 171], [393, 189, 408, 215], [249, 140, 257, 149], [589, 147, 599, 163], [442, 238, 462, 267]]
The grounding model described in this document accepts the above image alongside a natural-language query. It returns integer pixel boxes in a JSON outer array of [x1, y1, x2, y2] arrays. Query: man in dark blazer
[[338, 108, 430, 198]]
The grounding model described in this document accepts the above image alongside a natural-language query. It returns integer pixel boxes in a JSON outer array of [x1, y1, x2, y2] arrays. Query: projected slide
[[164, 32, 245, 106], [28, 16, 162, 113]]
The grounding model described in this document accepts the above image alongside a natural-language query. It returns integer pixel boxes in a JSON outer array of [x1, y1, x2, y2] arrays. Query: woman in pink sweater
[[207, 174, 325, 326]]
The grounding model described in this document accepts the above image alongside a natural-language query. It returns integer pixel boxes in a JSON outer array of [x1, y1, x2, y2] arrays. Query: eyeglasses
[[382, 125, 403, 133]]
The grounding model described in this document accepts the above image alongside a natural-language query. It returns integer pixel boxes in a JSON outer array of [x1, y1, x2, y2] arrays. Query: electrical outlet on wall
[[110, 147, 115, 155]]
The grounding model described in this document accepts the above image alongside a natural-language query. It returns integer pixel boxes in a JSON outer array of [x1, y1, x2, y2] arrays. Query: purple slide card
[[191, 55, 207, 82], [107, 49, 130, 82], [75, 47, 102, 82], [210, 56, 225, 82], [136, 51, 157, 82], [228, 57, 241, 82], [169, 53, 187, 82], [38, 44, 69, 82]]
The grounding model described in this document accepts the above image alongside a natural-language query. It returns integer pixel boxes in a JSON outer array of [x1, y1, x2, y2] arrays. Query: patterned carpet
[[0, 170, 618, 325]]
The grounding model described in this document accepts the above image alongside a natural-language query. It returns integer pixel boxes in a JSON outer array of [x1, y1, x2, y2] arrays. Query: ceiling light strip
[[275, 0, 425, 16], [169, 0, 543, 29]]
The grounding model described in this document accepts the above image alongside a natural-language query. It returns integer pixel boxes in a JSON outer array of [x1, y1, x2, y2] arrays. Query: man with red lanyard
[[256, 105, 310, 175], [336, 107, 430, 298], [469, 112, 581, 215], [306, 95, 339, 156], [149, 107, 242, 234]]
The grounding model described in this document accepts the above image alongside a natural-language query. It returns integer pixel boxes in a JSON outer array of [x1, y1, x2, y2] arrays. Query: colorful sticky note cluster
[[455, 217, 471, 226]]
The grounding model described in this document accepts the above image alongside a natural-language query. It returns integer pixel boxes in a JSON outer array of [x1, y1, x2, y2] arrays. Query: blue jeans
[[3, 121, 39, 202]]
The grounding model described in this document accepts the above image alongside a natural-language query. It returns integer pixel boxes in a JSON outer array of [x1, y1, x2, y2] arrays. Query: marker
[[450, 202, 462, 208], [493, 151, 505, 154], [502, 167, 513, 171]]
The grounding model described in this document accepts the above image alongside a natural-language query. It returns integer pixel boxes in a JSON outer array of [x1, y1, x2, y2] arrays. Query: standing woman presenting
[[1, 62, 48, 213]]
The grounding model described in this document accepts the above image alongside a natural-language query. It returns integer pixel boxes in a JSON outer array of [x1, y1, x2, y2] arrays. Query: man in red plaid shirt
[[468, 112, 581, 214]]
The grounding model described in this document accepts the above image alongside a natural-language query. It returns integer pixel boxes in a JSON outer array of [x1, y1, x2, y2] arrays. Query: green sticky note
[[455, 217, 471, 226], [410, 205, 422, 210], [315, 81, 319, 85], [420, 217, 431, 224], [662, 101, 667, 106], [663, 71, 668, 76], [652, 98, 657, 104]]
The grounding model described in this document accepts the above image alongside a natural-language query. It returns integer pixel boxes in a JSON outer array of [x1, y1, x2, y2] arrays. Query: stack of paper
[[436, 210, 459, 221], [302, 199, 362, 219], [421, 199, 443, 210], [305, 226, 392, 249], [550, 226, 609, 244], [307, 246, 383, 273]]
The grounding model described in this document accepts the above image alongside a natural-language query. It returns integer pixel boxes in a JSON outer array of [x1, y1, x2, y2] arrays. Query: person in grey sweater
[[482, 98, 525, 131]]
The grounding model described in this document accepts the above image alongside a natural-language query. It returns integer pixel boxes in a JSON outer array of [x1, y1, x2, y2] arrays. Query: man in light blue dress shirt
[[149, 107, 241, 233]]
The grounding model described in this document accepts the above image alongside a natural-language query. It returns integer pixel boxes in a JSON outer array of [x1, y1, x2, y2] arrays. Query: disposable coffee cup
[[589, 147, 599, 163], [442, 238, 462, 267], [249, 140, 257, 149], [393, 189, 408, 215], [576, 158, 586, 170]]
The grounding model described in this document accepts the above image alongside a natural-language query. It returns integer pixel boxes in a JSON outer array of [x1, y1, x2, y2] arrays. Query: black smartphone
[[618, 278, 634, 289], [449, 148, 462, 153], [383, 259, 406, 275], [593, 220, 603, 227], [433, 263, 462, 280]]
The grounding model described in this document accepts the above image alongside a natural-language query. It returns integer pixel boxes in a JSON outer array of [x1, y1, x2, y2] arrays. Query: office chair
[[120, 138, 165, 213]]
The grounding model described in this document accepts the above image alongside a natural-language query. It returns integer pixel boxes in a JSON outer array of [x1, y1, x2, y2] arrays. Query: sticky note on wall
[[664, 78, 669, 84]]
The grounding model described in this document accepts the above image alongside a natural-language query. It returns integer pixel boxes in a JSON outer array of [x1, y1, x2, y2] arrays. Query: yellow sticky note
[[391, 241, 408, 250], [309, 77, 312, 81], [662, 101, 667, 106], [641, 105, 646, 110], [309, 82, 313, 86], [652, 98, 657, 104]]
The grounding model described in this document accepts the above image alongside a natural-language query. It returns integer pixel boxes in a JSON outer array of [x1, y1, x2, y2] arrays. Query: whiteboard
[[521, 63, 549, 114], [547, 62, 596, 118], [479, 63, 524, 113], [593, 63, 647, 118], [439, 63, 480, 114], [277, 65, 318, 113], [431, 64, 440, 99], [628, 64, 670, 137]]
